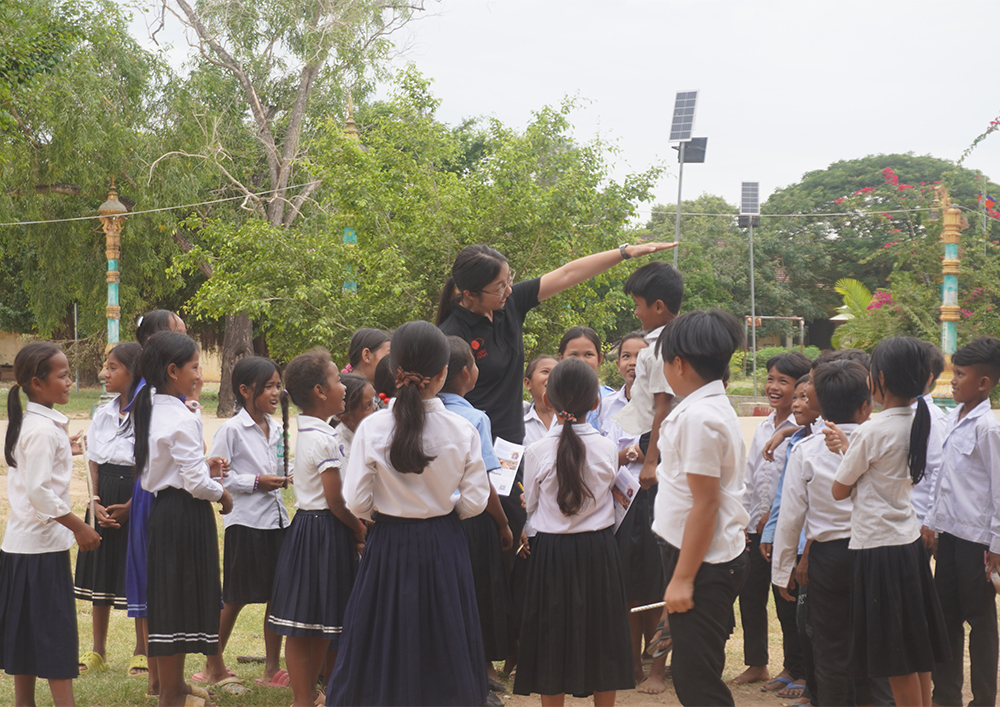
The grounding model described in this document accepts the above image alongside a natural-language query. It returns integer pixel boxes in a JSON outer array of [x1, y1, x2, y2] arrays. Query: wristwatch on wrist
[[619, 243, 632, 260]]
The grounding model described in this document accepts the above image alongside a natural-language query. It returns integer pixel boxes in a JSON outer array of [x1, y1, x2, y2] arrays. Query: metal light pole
[[740, 182, 761, 397]]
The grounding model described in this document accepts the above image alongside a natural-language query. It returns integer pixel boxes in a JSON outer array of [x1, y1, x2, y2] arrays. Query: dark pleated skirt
[[146, 488, 221, 657], [509, 544, 532, 642], [514, 528, 633, 698], [74, 464, 133, 608], [850, 539, 951, 678], [614, 485, 667, 604], [326, 513, 487, 707], [125, 476, 154, 618], [0, 550, 77, 679], [268, 510, 357, 643], [223, 525, 286, 605], [462, 511, 511, 660]]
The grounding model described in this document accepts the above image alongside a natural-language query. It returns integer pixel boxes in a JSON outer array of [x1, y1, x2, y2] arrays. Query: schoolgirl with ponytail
[[514, 358, 633, 703], [0, 342, 100, 706], [267, 348, 363, 707], [135, 330, 233, 707], [829, 336, 949, 707], [327, 320, 492, 707]]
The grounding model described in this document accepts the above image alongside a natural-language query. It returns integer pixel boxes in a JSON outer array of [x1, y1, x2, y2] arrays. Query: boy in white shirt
[[772, 359, 871, 707], [924, 336, 1000, 707], [652, 309, 749, 706]]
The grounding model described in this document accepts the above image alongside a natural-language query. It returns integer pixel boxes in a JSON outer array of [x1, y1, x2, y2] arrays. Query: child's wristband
[[253, 475, 260, 492]]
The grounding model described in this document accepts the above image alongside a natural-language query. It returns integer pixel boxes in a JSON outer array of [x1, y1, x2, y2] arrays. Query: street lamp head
[[98, 184, 128, 217]]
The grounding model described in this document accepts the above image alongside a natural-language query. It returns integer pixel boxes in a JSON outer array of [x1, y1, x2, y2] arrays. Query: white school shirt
[[611, 326, 674, 436], [292, 414, 346, 512], [834, 407, 919, 550], [653, 380, 750, 564], [743, 411, 798, 533], [86, 394, 135, 467], [925, 399, 1000, 553], [910, 394, 948, 525], [771, 426, 857, 588], [142, 394, 224, 501], [335, 422, 355, 468], [524, 423, 618, 534], [210, 407, 289, 530], [343, 398, 489, 521], [523, 402, 551, 447], [2, 402, 75, 554], [598, 385, 642, 475]]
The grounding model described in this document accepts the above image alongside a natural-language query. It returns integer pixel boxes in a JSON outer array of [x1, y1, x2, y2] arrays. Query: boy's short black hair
[[623, 261, 684, 315], [952, 336, 1000, 383], [812, 360, 871, 424], [766, 352, 812, 380], [922, 341, 946, 383], [796, 374, 810, 387], [656, 309, 745, 381], [811, 348, 871, 371]]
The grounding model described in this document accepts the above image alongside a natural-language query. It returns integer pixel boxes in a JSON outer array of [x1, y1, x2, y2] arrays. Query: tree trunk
[[216, 313, 254, 417]]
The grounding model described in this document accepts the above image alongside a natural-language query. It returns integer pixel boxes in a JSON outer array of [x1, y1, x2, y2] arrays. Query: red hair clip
[[378, 392, 390, 403]]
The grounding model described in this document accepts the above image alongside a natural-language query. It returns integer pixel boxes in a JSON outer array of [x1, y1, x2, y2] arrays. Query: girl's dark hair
[[348, 328, 391, 368], [870, 336, 931, 485], [133, 332, 199, 476], [281, 349, 334, 479], [922, 341, 947, 384], [340, 373, 371, 417], [231, 356, 281, 414], [796, 374, 810, 387], [558, 326, 603, 360], [435, 245, 508, 325], [136, 309, 180, 346], [108, 341, 143, 405], [545, 358, 599, 516], [525, 354, 558, 380], [766, 352, 812, 380], [615, 331, 646, 358], [389, 321, 450, 474], [443, 336, 475, 393], [5, 342, 63, 467], [372, 355, 396, 401]]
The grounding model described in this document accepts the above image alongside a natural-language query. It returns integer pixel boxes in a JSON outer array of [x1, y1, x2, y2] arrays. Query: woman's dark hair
[[372, 355, 396, 401], [231, 356, 281, 413], [443, 336, 475, 393], [389, 321, 450, 474], [766, 352, 812, 380], [656, 309, 745, 381], [435, 245, 508, 325], [525, 354, 558, 380], [348, 328, 391, 368], [5, 342, 63, 467], [615, 331, 646, 358], [340, 373, 371, 417], [281, 349, 334, 479], [812, 360, 871, 424], [622, 261, 684, 315], [136, 309, 180, 346], [108, 341, 143, 405], [545, 358, 599, 516], [870, 336, 931, 485], [557, 326, 603, 361], [132, 332, 199, 477]]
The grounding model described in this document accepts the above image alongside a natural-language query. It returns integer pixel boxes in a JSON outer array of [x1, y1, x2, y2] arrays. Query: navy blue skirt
[[0, 550, 78, 679], [462, 511, 511, 660], [268, 510, 357, 643], [125, 476, 154, 618], [326, 513, 487, 707], [514, 528, 633, 697], [615, 485, 667, 604], [75, 464, 133, 608], [223, 525, 286, 605]]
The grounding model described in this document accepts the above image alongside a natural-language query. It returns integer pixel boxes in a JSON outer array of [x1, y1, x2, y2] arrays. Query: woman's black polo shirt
[[438, 277, 541, 445]]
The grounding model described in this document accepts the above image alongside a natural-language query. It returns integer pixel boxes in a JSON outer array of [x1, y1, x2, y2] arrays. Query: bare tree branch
[[171, 229, 214, 278]]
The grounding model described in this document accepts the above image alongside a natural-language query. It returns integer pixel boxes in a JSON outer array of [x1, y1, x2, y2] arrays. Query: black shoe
[[480, 693, 504, 707], [487, 677, 505, 693]]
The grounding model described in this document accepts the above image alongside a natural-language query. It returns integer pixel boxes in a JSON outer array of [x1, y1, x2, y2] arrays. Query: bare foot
[[637, 667, 667, 695], [730, 665, 770, 685]]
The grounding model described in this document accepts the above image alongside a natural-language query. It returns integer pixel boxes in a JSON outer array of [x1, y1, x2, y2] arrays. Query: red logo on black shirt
[[471, 338, 488, 360]]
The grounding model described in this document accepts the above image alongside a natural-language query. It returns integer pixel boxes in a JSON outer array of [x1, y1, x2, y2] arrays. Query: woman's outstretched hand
[[624, 242, 678, 258]]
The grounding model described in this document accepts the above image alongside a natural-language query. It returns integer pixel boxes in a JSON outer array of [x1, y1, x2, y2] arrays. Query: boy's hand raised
[[822, 421, 849, 455]]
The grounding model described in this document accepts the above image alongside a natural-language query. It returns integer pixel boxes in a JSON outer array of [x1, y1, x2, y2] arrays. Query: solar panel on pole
[[668, 90, 698, 142], [740, 182, 760, 215]]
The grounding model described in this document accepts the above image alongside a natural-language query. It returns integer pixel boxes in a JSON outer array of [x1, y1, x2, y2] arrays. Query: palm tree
[[831, 278, 873, 348]]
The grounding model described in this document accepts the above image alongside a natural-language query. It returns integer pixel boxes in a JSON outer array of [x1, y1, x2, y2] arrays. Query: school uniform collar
[[878, 406, 913, 418], [438, 392, 474, 409], [297, 413, 336, 435], [153, 393, 188, 410], [543, 419, 600, 439], [643, 325, 665, 345], [423, 397, 446, 413], [449, 301, 502, 327], [236, 406, 276, 435], [667, 379, 726, 420], [336, 422, 355, 445], [25, 401, 69, 428], [608, 385, 629, 406], [524, 402, 542, 425], [955, 398, 992, 426]]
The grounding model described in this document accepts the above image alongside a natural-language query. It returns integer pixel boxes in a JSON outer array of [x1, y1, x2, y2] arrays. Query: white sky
[[130, 0, 1000, 215]]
